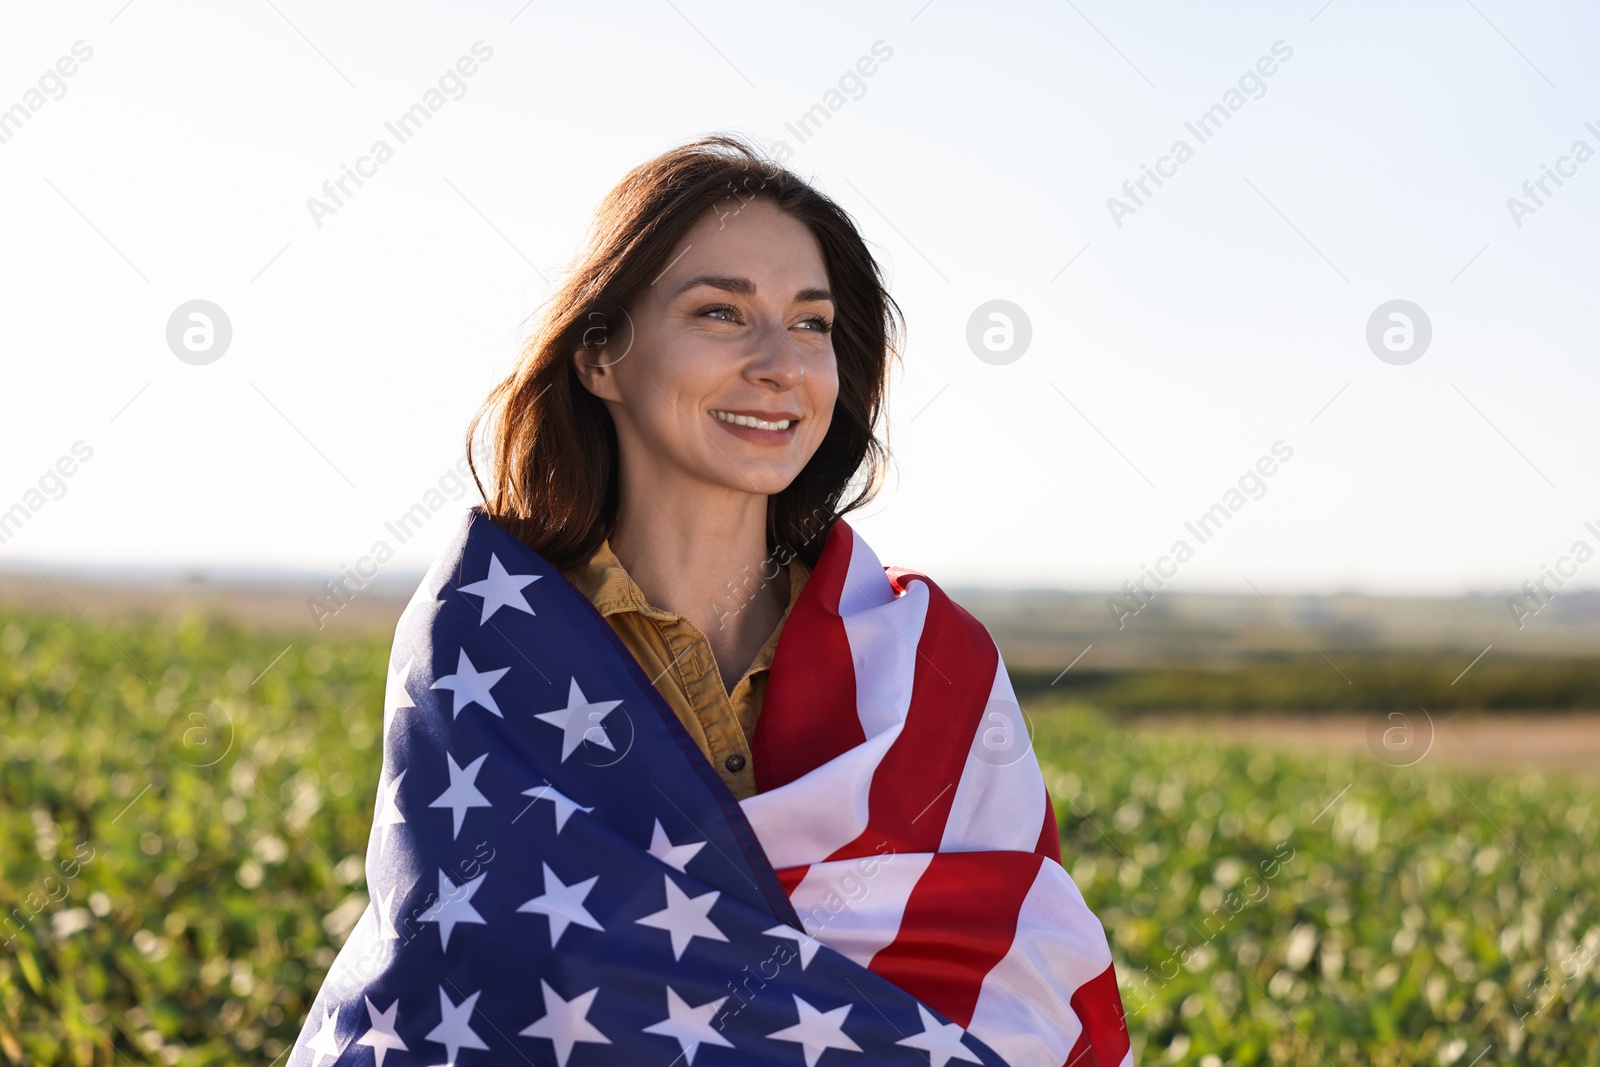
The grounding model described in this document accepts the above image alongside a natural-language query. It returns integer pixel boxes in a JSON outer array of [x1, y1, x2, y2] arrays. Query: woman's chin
[[704, 463, 807, 498]]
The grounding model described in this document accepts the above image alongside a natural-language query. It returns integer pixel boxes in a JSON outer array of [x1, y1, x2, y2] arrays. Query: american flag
[[289, 506, 1133, 1067]]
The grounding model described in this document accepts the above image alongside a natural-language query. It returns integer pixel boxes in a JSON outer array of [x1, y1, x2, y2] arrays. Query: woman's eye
[[695, 304, 830, 333]]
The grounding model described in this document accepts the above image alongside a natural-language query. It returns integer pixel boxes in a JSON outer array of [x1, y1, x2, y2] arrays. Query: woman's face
[[574, 197, 839, 501]]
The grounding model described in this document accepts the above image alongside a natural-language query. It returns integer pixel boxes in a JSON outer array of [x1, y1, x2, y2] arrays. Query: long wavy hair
[[466, 134, 903, 572]]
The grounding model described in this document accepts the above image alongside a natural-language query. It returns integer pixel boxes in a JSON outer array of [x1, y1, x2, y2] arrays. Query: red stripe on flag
[[1061, 962, 1133, 1067], [824, 567, 999, 860], [773, 864, 809, 897], [1036, 791, 1063, 864], [865, 851, 1044, 1029], [753, 520, 866, 792]]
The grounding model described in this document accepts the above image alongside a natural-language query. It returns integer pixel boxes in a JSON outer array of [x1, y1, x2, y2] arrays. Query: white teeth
[[710, 410, 793, 431]]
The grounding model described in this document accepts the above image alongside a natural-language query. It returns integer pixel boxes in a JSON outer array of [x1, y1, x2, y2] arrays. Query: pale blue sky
[[2, 0, 1597, 597]]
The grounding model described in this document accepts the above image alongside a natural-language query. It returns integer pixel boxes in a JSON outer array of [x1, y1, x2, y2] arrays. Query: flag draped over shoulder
[[289, 506, 1133, 1067], [747, 518, 1133, 1067]]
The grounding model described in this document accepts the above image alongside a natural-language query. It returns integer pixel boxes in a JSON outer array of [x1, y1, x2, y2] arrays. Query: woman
[[291, 135, 1133, 1067]]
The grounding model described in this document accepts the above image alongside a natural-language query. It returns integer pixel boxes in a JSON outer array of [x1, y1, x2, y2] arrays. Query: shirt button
[[724, 753, 747, 773]]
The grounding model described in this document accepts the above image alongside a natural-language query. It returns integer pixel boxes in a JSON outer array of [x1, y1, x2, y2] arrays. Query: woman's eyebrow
[[673, 274, 834, 305]]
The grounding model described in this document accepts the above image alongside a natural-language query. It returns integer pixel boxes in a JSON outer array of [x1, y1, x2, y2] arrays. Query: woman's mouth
[[707, 409, 800, 441], [709, 408, 800, 443]]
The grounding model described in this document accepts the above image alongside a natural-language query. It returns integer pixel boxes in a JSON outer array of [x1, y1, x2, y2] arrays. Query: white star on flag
[[521, 781, 593, 833], [635, 874, 728, 960], [535, 677, 623, 762], [763, 922, 826, 969], [767, 994, 863, 1066], [304, 1003, 342, 1067], [430, 648, 511, 719], [383, 656, 416, 742], [647, 819, 707, 873], [519, 979, 612, 1066], [428, 751, 492, 839], [517, 862, 605, 947], [416, 870, 487, 951], [354, 996, 408, 1067], [425, 986, 489, 1065], [373, 769, 407, 852], [894, 1003, 983, 1067], [374, 883, 402, 940], [458, 552, 542, 623], [641, 986, 735, 1064]]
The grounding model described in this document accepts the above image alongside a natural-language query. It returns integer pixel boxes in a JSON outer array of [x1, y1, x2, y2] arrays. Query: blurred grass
[[0, 608, 385, 1065], [0, 604, 1596, 1064], [1032, 699, 1599, 1065], [1011, 653, 1600, 711]]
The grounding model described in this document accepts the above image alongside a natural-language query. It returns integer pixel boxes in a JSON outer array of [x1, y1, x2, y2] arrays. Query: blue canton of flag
[[289, 507, 1014, 1067]]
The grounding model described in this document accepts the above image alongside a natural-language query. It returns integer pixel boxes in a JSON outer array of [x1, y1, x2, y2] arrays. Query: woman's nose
[[746, 317, 806, 388]]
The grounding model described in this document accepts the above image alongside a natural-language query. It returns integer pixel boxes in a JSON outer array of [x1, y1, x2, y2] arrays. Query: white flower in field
[[236, 859, 264, 889], [133, 929, 168, 961], [50, 907, 92, 938], [1284, 921, 1319, 971], [253, 834, 289, 864]]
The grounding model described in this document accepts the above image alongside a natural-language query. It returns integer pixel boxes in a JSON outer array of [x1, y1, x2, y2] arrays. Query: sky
[[2, 0, 1598, 600]]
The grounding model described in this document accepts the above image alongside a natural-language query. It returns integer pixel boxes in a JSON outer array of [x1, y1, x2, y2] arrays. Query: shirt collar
[[564, 537, 811, 625]]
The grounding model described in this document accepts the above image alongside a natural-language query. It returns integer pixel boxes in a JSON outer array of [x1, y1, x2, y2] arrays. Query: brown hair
[[466, 133, 903, 572]]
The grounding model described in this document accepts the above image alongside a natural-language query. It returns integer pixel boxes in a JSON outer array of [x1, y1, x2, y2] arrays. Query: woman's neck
[[607, 493, 792, 691]]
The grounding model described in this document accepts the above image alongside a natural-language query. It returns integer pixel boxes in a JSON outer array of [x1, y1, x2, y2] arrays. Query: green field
[[1, 605, 1596, 1065], [1008, 653, 1600, 712]]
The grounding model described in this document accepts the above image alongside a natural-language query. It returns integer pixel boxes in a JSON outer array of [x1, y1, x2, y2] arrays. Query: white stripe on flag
[[939, 643, 1050, 855], [965, 860, 1116, 1066], [842, 572, 928, 741], [785, 852, 935, 968], [835, 524, 897, 617], [835, 523, 923, 741], [739, 723, 905, 869]]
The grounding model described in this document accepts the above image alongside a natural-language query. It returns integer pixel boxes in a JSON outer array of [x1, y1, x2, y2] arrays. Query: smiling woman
[[467, 135, 896, 578], [291, 135, 1134, 1067], [464, 137, 905, 799]]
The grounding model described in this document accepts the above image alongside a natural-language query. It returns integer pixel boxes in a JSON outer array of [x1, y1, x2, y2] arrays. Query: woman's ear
[[571, 343, 610, 399], [570, 310, 633, 402]]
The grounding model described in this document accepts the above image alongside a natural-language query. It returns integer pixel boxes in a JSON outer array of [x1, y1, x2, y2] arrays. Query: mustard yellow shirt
[[560, 539, 811, 800]]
